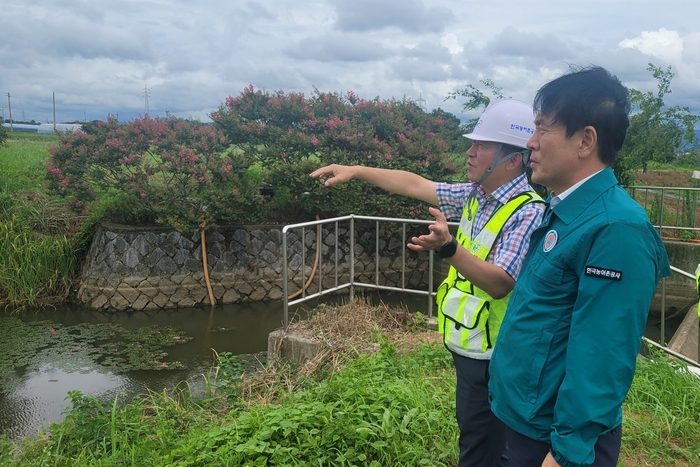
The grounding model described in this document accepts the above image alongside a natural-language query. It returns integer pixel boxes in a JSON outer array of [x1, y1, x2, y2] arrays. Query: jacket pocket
[[527, 328, 554, 406], [441, 290, 492, 352], [531, 251, 564, 285]]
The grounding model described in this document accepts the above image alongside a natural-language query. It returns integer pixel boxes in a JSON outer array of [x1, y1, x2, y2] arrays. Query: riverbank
[[1, 300, 699, 466]]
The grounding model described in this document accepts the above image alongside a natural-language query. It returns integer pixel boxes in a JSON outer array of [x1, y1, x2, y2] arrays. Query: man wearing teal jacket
[[488, 66, 672, 467]]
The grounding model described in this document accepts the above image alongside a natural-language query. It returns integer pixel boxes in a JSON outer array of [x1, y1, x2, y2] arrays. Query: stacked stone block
[[78, 221, 433, 311]]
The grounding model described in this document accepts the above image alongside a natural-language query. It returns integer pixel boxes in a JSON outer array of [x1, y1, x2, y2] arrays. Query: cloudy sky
[[2, 0, 700, 125]]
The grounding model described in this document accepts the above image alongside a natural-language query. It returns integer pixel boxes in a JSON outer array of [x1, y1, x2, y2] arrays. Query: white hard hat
[[463, 98, 535, 149]]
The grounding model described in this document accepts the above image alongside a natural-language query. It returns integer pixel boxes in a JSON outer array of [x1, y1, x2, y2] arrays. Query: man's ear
[[579, 126, 598, 159], [506, 152, 524, 171]]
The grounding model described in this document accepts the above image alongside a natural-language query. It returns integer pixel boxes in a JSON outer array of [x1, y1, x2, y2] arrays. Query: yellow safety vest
[[436, 191, 543, 358]]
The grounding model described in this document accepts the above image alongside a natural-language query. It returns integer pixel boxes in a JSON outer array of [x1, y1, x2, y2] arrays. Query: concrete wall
[[77, 222, 433, 311], [77, 223, 700, 314]]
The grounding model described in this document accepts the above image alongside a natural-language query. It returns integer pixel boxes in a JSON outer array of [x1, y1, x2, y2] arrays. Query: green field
[[0, 132, 59, 193]]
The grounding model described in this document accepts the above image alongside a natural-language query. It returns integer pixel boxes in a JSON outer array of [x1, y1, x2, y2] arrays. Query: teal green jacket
[[489, 168, 671, 467]]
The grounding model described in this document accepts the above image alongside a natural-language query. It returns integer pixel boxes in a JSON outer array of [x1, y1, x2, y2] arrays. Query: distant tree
[[617, 63, 700, 185], [444, 78, 507, 133]]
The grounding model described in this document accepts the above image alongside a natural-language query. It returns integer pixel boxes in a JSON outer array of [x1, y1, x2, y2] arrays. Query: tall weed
[[622, 350, 700, 465], [0, 218, 76, 307]]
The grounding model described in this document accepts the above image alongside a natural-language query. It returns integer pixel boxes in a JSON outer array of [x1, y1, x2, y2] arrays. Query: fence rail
[[627, 185, 700, 239], [282, 215, 458, 328]]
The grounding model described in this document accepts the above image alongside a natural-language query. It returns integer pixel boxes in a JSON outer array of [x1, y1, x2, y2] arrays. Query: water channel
[[0, 292, 685, 442]]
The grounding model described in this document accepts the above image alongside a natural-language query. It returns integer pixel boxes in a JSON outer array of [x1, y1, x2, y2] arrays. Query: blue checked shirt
[[436, 173, 544, 280]]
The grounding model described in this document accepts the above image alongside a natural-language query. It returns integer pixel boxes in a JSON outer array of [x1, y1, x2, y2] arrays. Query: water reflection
[[0, 300, 309, 440], [1, 366, 127, 439]]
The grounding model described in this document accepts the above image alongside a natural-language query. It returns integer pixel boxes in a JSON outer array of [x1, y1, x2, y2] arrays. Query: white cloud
[[619, 28, 684, 64], [2, 1, 700, 124], [440, 34, 463, 55]]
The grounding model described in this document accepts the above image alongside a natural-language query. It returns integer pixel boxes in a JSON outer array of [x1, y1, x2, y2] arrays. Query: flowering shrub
[[212, 87, 463, 220], [47, 88, 464, 231], [46, 117, 262, 231]]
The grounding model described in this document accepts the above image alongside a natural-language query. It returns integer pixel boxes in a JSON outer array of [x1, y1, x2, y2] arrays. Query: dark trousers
[[505, 425, 622, 467], [453, 354, 507, 467]]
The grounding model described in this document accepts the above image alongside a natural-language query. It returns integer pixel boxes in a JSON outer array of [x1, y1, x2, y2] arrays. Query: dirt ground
[[632, 169, 698, 188]]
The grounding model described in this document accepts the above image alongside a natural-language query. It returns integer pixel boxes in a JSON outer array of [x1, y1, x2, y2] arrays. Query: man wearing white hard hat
[[311, 99, 544, 467]]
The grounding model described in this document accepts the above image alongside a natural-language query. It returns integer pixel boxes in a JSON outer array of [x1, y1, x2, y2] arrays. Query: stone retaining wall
[[77, 222, 434, 311]]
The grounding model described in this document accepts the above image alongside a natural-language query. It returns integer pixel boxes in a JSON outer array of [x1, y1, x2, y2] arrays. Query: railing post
[[282, 226, 289, 328], [660, 277, 666, 346], [428, 249, 434, 319], [401, 224, 407, 289], [350, 216, 355, 301], [375, 220, 380, 287], [334, 221, 339, 289], [301, 227, 307, 300]]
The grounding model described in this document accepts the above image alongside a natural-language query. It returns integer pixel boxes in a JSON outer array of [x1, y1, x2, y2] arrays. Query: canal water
[[0, 291, 685, 441], [0, 299, 309, 441]]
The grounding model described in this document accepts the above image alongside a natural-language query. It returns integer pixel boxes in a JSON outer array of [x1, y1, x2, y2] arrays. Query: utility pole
[[143, 84, 150, 117], [84, 110, 87, 122], [417, 93, 426, 111], [7, 93, 12, 132], [53, 92, 57, 132]]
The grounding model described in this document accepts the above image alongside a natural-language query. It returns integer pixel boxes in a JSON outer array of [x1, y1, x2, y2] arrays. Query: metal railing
[[282, 215, 458, 328], [627, 185, 700, 238], [282, 214, 700, 368], [654, 265, 700, 366]]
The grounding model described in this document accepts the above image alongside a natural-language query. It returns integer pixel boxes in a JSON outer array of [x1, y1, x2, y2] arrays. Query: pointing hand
[[309, 164, 355, 187]]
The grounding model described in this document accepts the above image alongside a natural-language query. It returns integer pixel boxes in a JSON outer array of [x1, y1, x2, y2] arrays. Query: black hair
[[533, 66, 630, 166]]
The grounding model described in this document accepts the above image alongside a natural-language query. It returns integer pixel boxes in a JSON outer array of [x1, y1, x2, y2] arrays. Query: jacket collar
[[549, 167, 618, 225]]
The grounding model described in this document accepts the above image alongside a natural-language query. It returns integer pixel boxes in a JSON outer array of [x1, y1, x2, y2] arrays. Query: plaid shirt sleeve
[[493, 201, 545, 280], [436, 182, 472, 221]]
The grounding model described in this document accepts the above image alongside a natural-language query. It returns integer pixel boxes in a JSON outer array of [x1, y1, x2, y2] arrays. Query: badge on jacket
[[543, 230, 558, 252], [585, 266, 622, 281]]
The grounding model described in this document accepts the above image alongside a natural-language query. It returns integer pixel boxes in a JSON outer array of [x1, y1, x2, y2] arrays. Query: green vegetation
[[0, 92, 465, 308], [620, 64, 699, 180], [0, 302, 698, 466], [0, 118, 8, 147], [622, 349, 700, 465], [0, 219, 74, 308], [0, 132, 58, 193], [0, 133, 80, 308]]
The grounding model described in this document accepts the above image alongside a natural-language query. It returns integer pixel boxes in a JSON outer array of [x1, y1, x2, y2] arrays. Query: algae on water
[[0, 317, 192, 393]]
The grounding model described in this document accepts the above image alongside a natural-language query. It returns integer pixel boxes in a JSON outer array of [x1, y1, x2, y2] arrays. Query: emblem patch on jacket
[[543, 230, 558, 252], [585, 266, 622, 281]]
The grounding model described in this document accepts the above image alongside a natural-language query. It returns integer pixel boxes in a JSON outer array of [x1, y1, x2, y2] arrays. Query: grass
[[621, 349, 700, 466], [0, 300, 699, 466], [0, 219, 75, 308], [0, 133, 87, 308], [0, 132, 58, 193]]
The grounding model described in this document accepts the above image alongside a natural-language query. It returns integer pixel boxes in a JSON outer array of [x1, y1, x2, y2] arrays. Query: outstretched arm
[[310, 164, 439, 205]]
